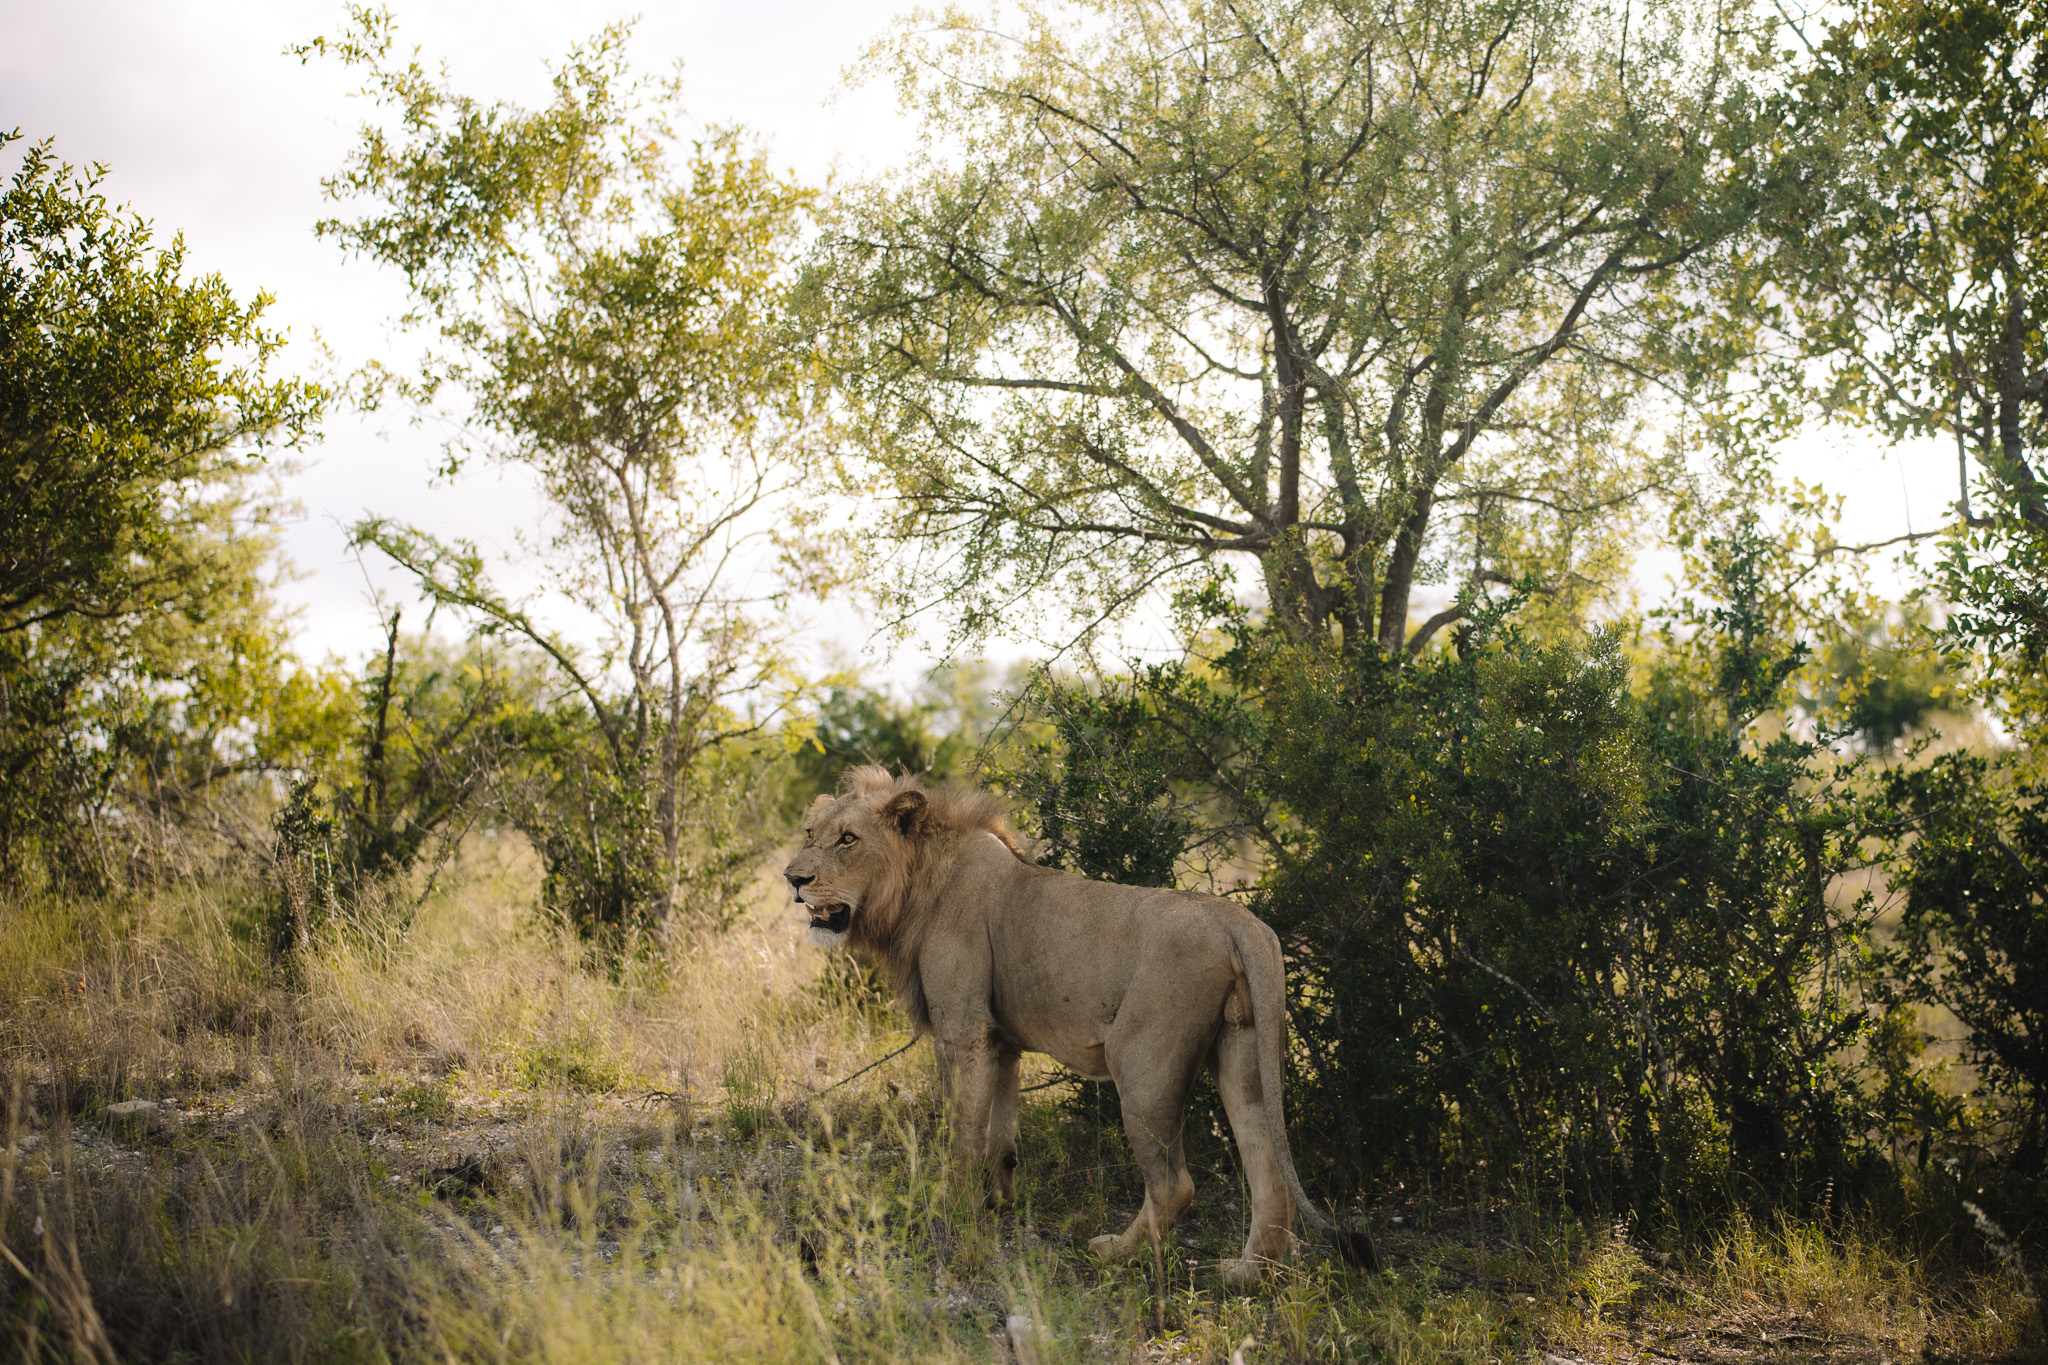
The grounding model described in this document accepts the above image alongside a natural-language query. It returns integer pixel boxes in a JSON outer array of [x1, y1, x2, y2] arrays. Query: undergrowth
[[1, 839, 2038, 1363]]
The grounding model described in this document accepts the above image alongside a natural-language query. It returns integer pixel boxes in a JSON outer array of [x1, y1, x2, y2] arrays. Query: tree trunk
[[1376, 486, 1435, 653], [1995, 278, 2048, 529], [366, 607, 400, 830]]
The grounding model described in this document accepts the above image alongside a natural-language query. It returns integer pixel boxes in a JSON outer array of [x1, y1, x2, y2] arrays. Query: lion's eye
[[837, 831, 858, 847]]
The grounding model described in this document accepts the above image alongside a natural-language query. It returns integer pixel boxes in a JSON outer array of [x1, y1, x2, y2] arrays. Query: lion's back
[[973, 850, 1264, 979]]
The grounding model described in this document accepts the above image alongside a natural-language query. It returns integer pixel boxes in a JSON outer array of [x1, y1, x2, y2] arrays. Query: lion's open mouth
[[806, 902, 851, 935]]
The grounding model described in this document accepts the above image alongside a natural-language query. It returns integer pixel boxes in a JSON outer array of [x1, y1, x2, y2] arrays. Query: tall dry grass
[[1, 836, 2038, 1363], [295, 833, 896, 1106]]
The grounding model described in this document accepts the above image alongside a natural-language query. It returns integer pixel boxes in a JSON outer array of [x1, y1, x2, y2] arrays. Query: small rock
[[105, 1100, 178, 1138], [1005, 1314, 1047, 1365], [422, 1154, 502, 1197]]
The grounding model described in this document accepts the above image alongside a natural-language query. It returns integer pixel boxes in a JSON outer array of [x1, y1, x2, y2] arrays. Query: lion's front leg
[[937, 1031, 1001, 1170], [984, 1046, 1022, 1209], [937, 1032, 1024, 1210], [932, 1037, 959, 1110]]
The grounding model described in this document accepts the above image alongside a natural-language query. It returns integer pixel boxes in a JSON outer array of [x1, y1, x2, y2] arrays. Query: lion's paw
[[1087, 1232, 1128, 1259], [1220, 1256, 1270, 1289]]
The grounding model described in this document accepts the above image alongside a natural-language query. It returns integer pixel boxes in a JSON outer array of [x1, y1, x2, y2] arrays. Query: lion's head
[[783, 766, 1030, 952], [782, 769, 927, 948]]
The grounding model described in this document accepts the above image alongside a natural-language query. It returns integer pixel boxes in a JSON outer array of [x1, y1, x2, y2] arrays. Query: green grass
[[1, 844, 2039, 1363], [517, 1039, 628, 1095]]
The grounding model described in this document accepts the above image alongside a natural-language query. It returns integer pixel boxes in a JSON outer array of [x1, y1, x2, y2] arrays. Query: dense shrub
[[991, 598, 1890, 1216], [1877, 754, 2048, 1164]]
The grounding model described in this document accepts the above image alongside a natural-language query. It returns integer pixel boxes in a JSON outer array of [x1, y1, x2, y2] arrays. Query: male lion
[[784, 765, 1378, 1285]]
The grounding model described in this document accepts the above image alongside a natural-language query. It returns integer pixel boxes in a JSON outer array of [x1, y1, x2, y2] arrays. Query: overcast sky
[[5, 0, 1959, 681]]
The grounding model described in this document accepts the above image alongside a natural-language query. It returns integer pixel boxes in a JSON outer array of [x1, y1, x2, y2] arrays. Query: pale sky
[[4, 0, 941, 677], [5, 0, 1958, 682]]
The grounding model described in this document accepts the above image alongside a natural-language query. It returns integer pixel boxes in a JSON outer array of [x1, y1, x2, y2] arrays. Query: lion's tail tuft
[[1226, 911, 1384, 1276], [1336, 1228, 1382, 1273]]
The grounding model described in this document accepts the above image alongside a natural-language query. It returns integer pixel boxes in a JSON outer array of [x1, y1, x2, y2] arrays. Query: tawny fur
[[784, 766, 1379, 1286], [818, 766, 1031, 1033]]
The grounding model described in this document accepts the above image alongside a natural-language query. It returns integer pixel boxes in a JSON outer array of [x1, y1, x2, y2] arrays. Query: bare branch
[[1405, 604, 1465, 655]]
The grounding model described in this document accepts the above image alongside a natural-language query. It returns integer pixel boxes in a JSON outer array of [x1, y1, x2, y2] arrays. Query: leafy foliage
[[333, 612, 538, 900], [269, 776, 339, 963], [785, 666, 1001, 811], [0, 133, 332, 891], [1783, 0, 2048, 733], [1878, 753, 2048, 1158], [307, 12, 829, 945], [994, 581, 1889, 1213], [1931, 516, 2048, 734], [991, 665, 1239, 892], [807, 0, 1826, 655], [1798, 602, 1956, 753], [0, 133, 321, 636]]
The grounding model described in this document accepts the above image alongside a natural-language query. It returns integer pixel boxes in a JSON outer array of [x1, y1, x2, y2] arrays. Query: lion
[[783, 765, 1378, 1286]]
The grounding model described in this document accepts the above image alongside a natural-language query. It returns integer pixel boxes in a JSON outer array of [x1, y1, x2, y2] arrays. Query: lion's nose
[[786, 872, 814, 894]]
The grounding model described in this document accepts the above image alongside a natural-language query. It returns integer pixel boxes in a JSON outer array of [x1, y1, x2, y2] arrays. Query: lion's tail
[[1226, 918, 1382, 1274]]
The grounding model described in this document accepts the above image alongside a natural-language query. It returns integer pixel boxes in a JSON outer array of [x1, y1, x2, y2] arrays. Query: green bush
[[518, 1039, 627, 1095], [721, 1037, 777, 1140], [1877, 753, 2048, 1169], [992, 594, 1887, 1216], [389, 1079, 457, 1122]]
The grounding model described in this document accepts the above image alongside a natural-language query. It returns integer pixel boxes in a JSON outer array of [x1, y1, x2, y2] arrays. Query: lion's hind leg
[[1088, 1034, 1200, 1262], [1086, 1117, 1196, 1261], [1214, 1015, 1294, 1287]]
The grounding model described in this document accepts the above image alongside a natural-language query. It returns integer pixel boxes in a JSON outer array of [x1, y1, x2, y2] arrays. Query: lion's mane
[[834, 764, 1031, 1032]]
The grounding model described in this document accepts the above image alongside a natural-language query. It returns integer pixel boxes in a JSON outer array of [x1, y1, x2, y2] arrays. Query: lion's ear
[[881, 789, 928, 840]]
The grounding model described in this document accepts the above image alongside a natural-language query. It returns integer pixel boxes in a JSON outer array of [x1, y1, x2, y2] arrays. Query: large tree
[[804, 0, 1824, 655], [309, 13, 828, 941], [0, 133, 329, 888]]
